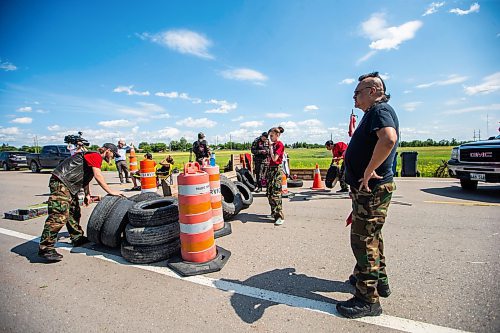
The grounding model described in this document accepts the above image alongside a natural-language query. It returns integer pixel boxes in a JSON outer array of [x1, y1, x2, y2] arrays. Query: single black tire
[[128, 198, 179, 227], [233, 181, 253, 209], [460, 179, 478, 191], [287, 179, 303, 188], [220, 175, 243, 220], [30, 161, 40, 173], [325, 165, 338, 189], [121, 238, 180, 264], [129, 192, 161, 203], [87, 195, 122, 244], [238, 168, 257, 192], [125, 223, 180, 246], [236, 172, 243, 182], [100, 198, 135, 248]]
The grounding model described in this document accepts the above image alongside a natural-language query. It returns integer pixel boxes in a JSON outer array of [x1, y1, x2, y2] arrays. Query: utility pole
[[473, 130, 476, 141], [478, 129, 481, 141]]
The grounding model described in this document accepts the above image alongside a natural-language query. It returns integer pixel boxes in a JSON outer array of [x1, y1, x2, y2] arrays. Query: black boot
[[348, 274, 392, 298], [336, 296, 382, 319], [72, 236, 89, 247], [38, 249, 63, 262]]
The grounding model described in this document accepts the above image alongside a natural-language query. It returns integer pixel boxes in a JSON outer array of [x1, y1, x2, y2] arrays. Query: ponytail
[[269, 126, 285, 135]]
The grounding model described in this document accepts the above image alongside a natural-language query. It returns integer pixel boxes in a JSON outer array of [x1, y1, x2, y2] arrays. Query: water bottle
[[210, 152, 216, 166]]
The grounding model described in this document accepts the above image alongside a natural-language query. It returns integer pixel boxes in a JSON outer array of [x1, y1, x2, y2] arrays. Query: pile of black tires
[[87, 192, 181, 264], [220, 170, 255, 221]]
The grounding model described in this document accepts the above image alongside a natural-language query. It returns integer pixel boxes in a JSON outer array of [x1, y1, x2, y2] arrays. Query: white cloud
[[356, 50, 377, 65], [98, 119, 135, 128], [265, 113, 291, 118], [339, 78, 355, 85], [304, 105, 320, 112], [205, 99, 237, 114], [220, 68, 268, 84], [0, 127, 20, 135], [176, 117, 216, 128], [36, 109, 49, 114], [402, 101, 422, 112], [11, 117, 32, 124], [240, 121, 263, 128], [117, 102, 165, 117], [276, 118, 345, 143], [17, 106, 32, 112], [361, 13, 423, 50], [0, 60, 17, 71], [416, 74, 468, 88], [155, 91, 201, 103], [443, 104, 500, 115], [113, 85, 150, 96], [139, 29, 214, 59], [403, 90, 412, 94], [464, 72, 500, 95], [150, 113, 171, 119], [47, 125, 61, 131], [423, 2, 446, 16], [444, 98, 467, 106], [135, 102, 164, 112], [157, 127, 181, 139], [155, 91, 179, 98], [449, 3, 480, 15], [232, 116, 244, 122]]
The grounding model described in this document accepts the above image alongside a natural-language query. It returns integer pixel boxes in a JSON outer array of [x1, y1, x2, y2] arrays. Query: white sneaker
[[274, 218, 284, 226]]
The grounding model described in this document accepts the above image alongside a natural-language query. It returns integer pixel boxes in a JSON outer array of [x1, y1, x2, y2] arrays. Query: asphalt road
[[0, 170, 498, 333]]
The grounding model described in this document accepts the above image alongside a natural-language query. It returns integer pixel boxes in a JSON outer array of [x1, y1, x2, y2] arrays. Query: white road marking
[[0, 227, 470, 333]]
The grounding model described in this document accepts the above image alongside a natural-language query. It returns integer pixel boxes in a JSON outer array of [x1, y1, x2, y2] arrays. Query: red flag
[[348, 110, 356, 137]]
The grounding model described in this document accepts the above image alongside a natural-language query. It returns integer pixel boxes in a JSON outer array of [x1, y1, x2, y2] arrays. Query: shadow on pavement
[[421, 185, 500, 204], [235, 212, 273, 224], [221, 267, 352, 324]]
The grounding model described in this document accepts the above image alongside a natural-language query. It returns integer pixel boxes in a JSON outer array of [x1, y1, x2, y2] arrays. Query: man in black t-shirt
[[192, 132, 211, 165], [337, 72, 399, 319]]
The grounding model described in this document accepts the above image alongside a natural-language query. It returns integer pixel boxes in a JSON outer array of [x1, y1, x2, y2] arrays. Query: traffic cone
[[281, 173, 289, 198], [311, 163, 325, 190]]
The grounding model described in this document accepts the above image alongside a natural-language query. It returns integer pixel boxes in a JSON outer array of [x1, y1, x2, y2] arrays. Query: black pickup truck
[[448, 135, 500, 190], [26, 145, 71, 173]]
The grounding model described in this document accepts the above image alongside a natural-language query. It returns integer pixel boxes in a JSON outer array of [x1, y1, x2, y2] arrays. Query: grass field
[[102, 146, 453, 178]]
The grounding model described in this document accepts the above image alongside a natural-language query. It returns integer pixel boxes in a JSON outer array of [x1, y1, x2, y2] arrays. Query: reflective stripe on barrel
[[140, 159, 156, 193], [129, 147, 138, 173], [177, 162, 216, 263], [201, 160, 224, 231]]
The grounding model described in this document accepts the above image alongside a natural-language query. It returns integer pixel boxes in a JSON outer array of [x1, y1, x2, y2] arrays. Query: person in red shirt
[[325, 140, 349, 192], [38, 143, 124, 262], [266, 126, 285, 226]]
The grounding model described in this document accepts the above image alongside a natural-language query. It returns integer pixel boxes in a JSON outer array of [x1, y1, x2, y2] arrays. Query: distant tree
[[138, 142, 150, 151], [179, 137, 188, 151], [89, 144, 100, 151], [0, 143, 17, 152]]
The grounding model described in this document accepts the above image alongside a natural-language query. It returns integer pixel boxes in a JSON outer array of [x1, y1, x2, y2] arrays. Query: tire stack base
[[167, 246, 231, 277]]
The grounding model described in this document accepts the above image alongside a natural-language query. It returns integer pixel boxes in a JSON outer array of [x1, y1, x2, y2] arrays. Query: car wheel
[[30, 161, 40, 173], [460, 179, 478, 191]]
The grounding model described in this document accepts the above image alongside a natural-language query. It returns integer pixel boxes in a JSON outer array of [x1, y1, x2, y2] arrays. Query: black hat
[[261, 132, 269, 138], [103, 143, 120, 157], [325, 140, 334, 146], [198, 132, 205, 139]]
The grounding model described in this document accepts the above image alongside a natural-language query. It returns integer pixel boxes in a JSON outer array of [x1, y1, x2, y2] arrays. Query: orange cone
[[311, 163, 325, 190], [281, 173, 289, 197]]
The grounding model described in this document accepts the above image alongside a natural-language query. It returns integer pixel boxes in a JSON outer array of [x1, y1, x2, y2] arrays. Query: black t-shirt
[[344, 102, 399, 189]]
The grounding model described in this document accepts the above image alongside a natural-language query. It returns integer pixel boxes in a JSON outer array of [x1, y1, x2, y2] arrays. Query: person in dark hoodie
[[251, 132, 270, 192]]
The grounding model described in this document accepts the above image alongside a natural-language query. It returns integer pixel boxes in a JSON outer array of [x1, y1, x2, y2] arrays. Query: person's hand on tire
[[108, 190, 124, 197], [84, 194, 92, 207]]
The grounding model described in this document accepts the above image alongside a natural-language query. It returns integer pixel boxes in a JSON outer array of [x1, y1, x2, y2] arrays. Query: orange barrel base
[[140, 159, 157, 193], [214, 222, 232, 239]]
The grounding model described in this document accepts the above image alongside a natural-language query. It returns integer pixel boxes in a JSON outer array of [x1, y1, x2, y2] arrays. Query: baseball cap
[[103, 143, 120, 158], [261, 132, 269, 138]]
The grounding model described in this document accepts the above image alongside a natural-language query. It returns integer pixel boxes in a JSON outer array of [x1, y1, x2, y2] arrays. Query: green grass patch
[[101, 146, 453, 178]]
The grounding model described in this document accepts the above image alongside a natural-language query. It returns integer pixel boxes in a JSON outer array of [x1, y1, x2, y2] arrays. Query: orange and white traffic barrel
[[177, 162, 216, 263], [129, 145, 138, 173], [201, 159, 224, 231], [281, 173, 289, 197], [140, 159, 156, 193]]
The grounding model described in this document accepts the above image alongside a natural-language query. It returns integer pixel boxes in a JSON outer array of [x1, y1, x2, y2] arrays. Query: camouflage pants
[[266, 166, 284, 220], [254, 159, 268, 188], [350, 182, 395, 303], [39, 176, 84, 251]]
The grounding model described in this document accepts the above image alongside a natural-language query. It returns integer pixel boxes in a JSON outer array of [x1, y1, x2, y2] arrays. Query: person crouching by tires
[[266, 126, 285, 226], [38, 143, 124, 262], [325, 140, 349, 192], [251, 132, 270, 193]]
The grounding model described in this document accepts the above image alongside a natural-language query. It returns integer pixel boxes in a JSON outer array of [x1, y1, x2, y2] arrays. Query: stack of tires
[[87, 192, 181, 264], [220, 174, 254, 221], [122, 196, 181, 264]]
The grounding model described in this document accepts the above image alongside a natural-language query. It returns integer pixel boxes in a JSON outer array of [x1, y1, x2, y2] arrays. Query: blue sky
[[1, 0, 499, 147]]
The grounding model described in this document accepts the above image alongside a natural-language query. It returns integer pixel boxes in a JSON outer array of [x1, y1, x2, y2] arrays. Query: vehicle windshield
[[58, 146, 70, 153], [10, 152, 28, 156]]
